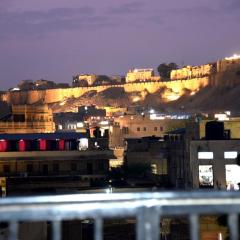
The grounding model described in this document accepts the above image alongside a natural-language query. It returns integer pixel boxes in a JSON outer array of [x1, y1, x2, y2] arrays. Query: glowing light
[[165, 94, 180, 101], [150, 114, 165, 120], [226, 165, 240, 190], [218, 232, 223, 240], [78, 138, 88, 151], [190, 91, 196, 96], [76, 122, 84, 128], [198, 152, 214, 159], [105, 187, 113, 194], [225, 111, 231, 116], [132, 96, 141, 102], [225, 54, 240, 60], [10, 88, 20, 91], [224, 151, 238, 159], [100, 121, 109, 125], [149, 109, 155, 114], [214, 113, 229, 121]]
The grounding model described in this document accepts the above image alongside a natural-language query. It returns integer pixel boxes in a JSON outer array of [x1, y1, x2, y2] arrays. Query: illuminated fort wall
[[0, 77, 209, 105]]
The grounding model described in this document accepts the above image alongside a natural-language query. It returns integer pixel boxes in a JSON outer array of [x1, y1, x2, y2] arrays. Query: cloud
[[0, 7, 114, 39], [108, 1, 145, 15]]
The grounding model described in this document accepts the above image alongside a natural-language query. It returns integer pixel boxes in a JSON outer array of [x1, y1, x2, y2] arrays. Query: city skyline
[[0, 0, 240, 89]]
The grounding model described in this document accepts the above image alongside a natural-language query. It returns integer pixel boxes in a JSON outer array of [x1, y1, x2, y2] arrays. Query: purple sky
[[0, 0, 240, 89]]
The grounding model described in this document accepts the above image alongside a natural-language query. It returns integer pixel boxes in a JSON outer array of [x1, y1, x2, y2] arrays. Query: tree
[[157, 63, 178, 79]]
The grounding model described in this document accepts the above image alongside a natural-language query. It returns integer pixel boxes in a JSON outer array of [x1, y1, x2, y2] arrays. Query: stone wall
[[0, 78, 209, 105]]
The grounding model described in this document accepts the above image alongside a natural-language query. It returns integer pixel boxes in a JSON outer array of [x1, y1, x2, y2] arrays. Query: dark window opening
[[13, 114, 25, 122], [71, 163, 77, 172], [53, 164, 59, 172], [42, 164, 48, 175], [3, 165, 10, 173], [87, 163, 93, 175], [26, 164, 33, 173]]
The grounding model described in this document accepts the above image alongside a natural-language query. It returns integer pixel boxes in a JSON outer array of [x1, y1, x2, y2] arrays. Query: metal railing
[[0, 191, 240, 240]]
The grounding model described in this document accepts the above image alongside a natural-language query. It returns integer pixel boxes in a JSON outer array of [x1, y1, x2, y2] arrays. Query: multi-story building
[[170, 64, 214, 80], [166, 119, 240, 190], [124, 137, 168, 182], [72, 74, 97, 86], [190, 139, 240, 190], [217, 54, 240, 72], [126, 68, 160, 83], [0, 105, 55, 133], [0, 132, 113, 194], [112, 114, 188, 147]]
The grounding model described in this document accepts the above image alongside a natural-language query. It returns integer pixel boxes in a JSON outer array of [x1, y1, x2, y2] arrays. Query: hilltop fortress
[[1, 55, 240, 105]]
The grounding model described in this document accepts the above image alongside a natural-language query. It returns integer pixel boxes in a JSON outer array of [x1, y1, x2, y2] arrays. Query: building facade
[[0, 105, 55, 133], [0, 132, 113, 194], [112, 114, 187, 147], [126, 68, 160, 83], [170, 64, 214, 81], [190, 140, 240, 190], [72, 74, 97, 86]]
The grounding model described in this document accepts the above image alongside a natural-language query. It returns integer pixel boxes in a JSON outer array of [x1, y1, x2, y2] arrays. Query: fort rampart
[[0, 77, 209, 105]]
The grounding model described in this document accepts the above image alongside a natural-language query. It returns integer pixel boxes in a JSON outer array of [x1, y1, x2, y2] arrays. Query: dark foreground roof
[[0, 132, 88, 140]]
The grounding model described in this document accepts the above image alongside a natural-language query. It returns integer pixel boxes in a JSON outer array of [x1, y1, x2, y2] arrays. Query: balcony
[[0, 191, 239, 240]]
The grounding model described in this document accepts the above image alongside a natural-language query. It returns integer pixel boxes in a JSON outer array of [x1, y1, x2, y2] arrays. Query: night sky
[[0, 0, 239, 89]]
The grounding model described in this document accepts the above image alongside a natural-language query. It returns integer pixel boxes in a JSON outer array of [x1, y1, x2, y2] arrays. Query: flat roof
[[0, 132, 88, 140]]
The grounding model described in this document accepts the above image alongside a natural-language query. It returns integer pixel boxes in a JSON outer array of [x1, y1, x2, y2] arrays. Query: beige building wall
[[171, 64, 213, 80], [116, 115, 187, 137], [199, 118, 240, 139], [75, 74, 97, 86], [217, 58, 240, 72], [126, 68, 155, 83], [0, 105, 55, 133]]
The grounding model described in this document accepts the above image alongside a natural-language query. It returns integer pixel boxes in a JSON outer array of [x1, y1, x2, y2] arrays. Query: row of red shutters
[[0, 139, 65, 152]]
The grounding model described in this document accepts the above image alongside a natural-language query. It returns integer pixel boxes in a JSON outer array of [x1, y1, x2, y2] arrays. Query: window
[[154, 127, 158, 131], [71, 163, 77, 171], [225, 164, 240, 190], [160, 127, 163, 131], [13, 114, 25, 122], [53, 163, 59, 172], [26, 164, 33, 173], [3, 165, 10, 173], [199, 165, 213, 187], [137, 127, 140, 131], [198, 152, 214, 159], [151, 164, 157, 174], [78, 138, 88, 151], [224, 151, 238, 159], [87, 163, 93, 175], [42, 164, 48, 175], [122, 127, 129, 134], [98, 161, 104, 171], [143, 127, 147, 131]]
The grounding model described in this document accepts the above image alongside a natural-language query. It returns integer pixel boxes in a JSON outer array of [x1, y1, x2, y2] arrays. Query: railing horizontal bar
[[1, 191, 240, 206], [0, 192, 239, 225]]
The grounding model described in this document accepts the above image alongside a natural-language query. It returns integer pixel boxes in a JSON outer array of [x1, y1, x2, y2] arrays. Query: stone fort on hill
[[1, 55, 240, 105]]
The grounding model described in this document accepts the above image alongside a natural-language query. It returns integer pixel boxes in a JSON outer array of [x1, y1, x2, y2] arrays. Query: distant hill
[[50, 84, 240, 114]]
